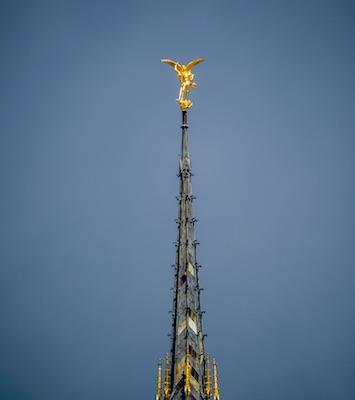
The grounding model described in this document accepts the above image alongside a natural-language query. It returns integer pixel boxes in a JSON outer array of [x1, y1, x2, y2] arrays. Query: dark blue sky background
[[1, 1, 354, 399]]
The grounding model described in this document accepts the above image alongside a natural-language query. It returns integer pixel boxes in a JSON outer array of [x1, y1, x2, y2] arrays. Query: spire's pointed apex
[[180, 111, 191, 176]]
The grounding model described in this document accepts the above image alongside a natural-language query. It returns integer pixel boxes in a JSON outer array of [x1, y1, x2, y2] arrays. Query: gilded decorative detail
[[213, 358, 220, 400], [204, 354, 212, 399], [184, 353, 192, 396], [154, 64, 223, 399], [156, 358, 162, 400], [164, 353, 171, 398], [161, 58, 205, 110]]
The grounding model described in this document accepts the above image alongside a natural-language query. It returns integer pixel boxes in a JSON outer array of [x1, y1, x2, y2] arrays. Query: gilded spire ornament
[[213, 359, 220, 400], [161, 58, 205, 111], [155, 56, 222, 400], [204, 354, 212, 399], [156, 358, 162, 400], [164, 353, 171, 398]]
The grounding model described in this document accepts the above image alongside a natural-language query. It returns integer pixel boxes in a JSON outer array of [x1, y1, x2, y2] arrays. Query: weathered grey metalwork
[[169, 110, 205, 400], [156, 58, 220, 400], [155, 110, 220, 400]]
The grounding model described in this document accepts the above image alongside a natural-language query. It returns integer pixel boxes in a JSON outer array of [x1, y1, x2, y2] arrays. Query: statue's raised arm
[[162, 58, 205, 111]]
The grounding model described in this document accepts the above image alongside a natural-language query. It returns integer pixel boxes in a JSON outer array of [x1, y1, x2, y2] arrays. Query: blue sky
[[1, 1, 354, 399]]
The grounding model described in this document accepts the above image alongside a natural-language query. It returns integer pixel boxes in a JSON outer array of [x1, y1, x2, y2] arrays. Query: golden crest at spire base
[[161, 58, 205, 111]]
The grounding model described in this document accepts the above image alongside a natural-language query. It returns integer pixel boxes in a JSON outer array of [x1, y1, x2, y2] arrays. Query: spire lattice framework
[[156, 59, 220, 400]]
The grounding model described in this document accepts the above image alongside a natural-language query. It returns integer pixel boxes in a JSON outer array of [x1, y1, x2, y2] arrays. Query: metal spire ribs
[[156, 110, 220, 400]]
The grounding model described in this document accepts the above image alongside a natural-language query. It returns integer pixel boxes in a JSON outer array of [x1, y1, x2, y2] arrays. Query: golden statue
[[162, 58, 205, 111]]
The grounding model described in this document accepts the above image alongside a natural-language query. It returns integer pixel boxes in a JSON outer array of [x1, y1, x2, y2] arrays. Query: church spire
[[157, 58, 221, 400], [167, 110, 206, 400]]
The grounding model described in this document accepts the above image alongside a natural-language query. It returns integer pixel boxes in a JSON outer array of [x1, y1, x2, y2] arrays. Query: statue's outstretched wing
[[186, 58, 205, 71], [161, 59, 181, 72]]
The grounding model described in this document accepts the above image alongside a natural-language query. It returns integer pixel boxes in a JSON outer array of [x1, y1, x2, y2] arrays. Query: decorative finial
[[156, 358, 162, 400], [164, 353, 171, 398], [213, 358, 220, 400], [162, 58, 205, 111], [204, 354, 212, 399]]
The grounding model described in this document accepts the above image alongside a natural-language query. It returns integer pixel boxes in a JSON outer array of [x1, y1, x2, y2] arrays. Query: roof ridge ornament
[[162, 58, 205, 111]]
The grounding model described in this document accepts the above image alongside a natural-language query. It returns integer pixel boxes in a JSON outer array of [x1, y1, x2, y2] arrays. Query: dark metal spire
[[168, 110, 207, 400], [156, 58, 220, 400]]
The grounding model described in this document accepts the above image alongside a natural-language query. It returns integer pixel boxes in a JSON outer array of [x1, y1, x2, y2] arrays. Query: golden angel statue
[[162, 58, 205, 110]]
